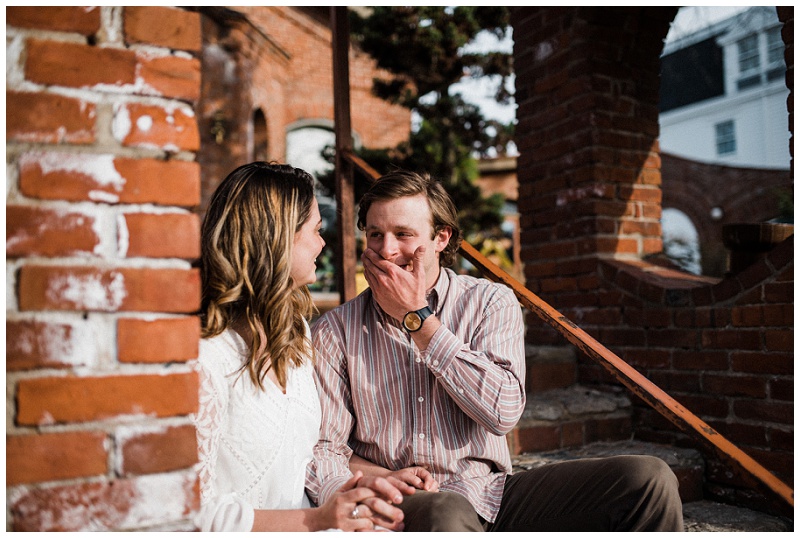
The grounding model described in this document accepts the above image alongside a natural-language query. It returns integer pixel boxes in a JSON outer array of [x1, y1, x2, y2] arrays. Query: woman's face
[[290, 198, 326, 288]]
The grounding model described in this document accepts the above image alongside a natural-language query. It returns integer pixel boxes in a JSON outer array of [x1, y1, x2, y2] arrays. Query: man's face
[[364, 194, 450, 290]]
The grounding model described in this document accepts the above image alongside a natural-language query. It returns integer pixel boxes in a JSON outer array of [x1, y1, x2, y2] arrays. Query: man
[[307, 170, 684, 531]]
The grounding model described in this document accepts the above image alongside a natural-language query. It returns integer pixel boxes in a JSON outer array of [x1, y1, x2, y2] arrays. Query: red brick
[[6, 320, 91, 371], [117, 317, 200, 363], [703, 374, 767, 399], [648, 328, 699, 348], [7, 91, 95, 144], [6, 205, 99, 258], [731, 305, 763, 327], [116, 102, 199, 151], [138, 55, 201, 101], [120, 424, 198, 475], [527, 361, 576, 392], [516, 425, 560, 452], [584, 416, 632, 443], [701, 329, 762, 351], [762, 304, 792, 327], [672, 350, 728, 371], [769, 427, 794, 451], [623, 348, 671, 369], [7, 431, 108, 485], [731, 352, 793, 375], [764, 281, 792, 303], [707, 419, 767, 446], [124, 6, 201, 52], [15, 372, 199, 425], [770, 378, 793, 401], [7, 6, 101, 34], [123, 212, 200, 259], [560, 421, 584, 447], [676, 394, 728, 418], [648, 370, 701, 393], [25, 39, 137, 89], [733, 400, 793, 425], [765, 330, 793, 352], [17, 266, 200, 313], [19, 153, 201, 207], [9, 474, 200, 531]]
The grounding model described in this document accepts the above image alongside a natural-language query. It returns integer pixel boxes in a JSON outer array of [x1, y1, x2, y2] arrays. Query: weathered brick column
[[6, 7, 203, 530], [511, 7, 677, 346]]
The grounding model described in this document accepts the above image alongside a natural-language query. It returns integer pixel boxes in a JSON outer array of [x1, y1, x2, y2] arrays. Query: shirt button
[[458, 388, 464, 394], [418, 396, 424, 402], [418, 433, 425, 439], [432, 360, 439, 366], [415, 357, 422, 363]]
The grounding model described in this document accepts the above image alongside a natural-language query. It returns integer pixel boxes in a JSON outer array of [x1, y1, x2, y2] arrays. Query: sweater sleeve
[[193, 344, 255, 532]]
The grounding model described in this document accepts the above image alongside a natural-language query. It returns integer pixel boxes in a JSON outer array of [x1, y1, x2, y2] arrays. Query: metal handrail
[[342, 149, 794, 515]]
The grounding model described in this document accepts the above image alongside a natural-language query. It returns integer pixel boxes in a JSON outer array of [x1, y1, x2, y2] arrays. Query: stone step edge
[[518, 384, 632, 425]]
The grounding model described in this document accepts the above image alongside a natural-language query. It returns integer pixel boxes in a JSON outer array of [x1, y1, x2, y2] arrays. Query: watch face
[[403, 312, 422, 331]]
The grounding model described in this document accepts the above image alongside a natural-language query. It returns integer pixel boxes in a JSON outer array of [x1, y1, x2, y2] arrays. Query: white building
[[659, 6, 790, 170]]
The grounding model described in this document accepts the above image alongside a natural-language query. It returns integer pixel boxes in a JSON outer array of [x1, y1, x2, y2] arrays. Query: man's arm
[[420, 283, 526, 435], [306, 315, 359, 505], [308, 315, 410, 511]]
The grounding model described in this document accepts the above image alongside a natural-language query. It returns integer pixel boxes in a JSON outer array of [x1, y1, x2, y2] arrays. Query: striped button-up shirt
[[307, 268, 525, 523]]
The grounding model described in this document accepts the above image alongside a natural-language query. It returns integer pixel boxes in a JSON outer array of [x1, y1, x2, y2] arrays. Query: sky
[[454, 6, 751, 125]]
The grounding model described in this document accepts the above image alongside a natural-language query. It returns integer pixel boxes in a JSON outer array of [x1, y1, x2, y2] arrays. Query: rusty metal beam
[[457, 241, 793, 515], [343, 151, 793, 515], [330, 6, 357, 303]]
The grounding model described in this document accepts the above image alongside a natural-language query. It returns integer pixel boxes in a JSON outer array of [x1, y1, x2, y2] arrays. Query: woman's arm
[[252, 471, 405, 531]]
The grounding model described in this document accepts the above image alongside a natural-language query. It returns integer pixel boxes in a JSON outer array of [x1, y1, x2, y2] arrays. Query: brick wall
[[511, 6, 793, 507], [7, 7, 202, 531], [661, 153, 793, 276], [195, 6, 412, 215]]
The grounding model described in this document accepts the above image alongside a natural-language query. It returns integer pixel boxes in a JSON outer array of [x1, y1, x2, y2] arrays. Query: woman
[[194, 162, 402, 531]]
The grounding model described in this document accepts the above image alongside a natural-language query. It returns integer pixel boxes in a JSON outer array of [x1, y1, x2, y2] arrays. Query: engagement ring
[[351, 506, 360, 519]]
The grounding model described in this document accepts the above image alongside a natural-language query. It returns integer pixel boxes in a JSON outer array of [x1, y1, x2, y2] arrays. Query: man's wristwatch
[[402, 306, 433, 332]]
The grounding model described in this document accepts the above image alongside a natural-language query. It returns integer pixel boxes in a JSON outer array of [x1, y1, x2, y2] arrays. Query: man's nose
[[377, 236, 398, 259]]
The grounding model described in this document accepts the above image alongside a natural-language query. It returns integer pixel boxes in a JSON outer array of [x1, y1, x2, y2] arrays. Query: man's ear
[[434, 226, 452, 253]]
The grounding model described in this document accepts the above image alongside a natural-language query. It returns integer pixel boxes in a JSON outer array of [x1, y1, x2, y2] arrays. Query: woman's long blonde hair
[[200, 162, 316, 389]]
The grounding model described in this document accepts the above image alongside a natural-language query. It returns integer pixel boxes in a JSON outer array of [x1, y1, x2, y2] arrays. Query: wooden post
[[331, 6, 357, 303]]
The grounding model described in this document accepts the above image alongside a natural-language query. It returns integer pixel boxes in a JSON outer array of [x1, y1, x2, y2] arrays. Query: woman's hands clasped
[[312, 471, 405, 531]]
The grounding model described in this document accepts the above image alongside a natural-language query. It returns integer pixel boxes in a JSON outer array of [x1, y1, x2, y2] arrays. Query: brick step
[[508, 384, 632, 454], [525, 345, 577, 392], [511, 440, 793, 531], [682, 500, 793, 532]]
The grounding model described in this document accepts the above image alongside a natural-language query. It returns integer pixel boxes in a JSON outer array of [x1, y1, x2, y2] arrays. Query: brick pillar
[[511, 7, 677, 342], [7, 7, 203, 531]]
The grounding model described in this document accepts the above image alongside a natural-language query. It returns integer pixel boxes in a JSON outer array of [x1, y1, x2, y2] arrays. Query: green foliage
[[348, 7, 512, 233], [316, 7, 518, 289]]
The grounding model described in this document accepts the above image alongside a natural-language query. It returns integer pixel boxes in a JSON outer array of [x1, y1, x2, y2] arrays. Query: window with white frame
[[715, 120, 736, 155], [736, 34, 761, 90], [765, 26, 784, 82]]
